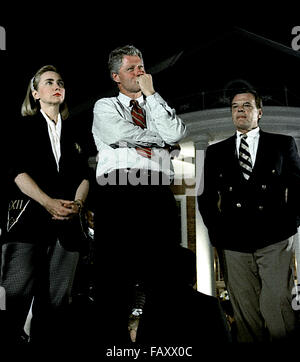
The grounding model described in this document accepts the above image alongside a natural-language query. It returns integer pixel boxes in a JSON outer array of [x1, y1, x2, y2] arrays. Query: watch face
[[131, 308, 143, 317]]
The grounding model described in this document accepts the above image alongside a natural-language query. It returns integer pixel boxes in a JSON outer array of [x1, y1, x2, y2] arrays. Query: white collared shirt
[[40, 109, 62, 171], [92, 92, 187, 181], [236, 127, 260, 165]]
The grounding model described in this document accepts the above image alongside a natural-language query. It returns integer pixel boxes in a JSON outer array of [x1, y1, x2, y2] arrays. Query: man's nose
[[136, 68, 144, 76]]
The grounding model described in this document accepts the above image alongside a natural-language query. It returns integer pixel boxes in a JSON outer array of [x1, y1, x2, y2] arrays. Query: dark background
[[0, 9, 299, 352], [1, 9, 300, 157]]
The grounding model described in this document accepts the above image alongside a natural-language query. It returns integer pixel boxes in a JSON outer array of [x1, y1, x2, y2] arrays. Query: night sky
[[1, 9, 299, 156]]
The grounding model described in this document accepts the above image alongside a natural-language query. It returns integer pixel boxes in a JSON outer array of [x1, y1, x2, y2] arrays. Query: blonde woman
[[1, 65, 90, 345]]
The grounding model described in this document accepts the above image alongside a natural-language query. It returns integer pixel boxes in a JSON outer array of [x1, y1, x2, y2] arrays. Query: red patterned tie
[[130, 99, 152, 158]]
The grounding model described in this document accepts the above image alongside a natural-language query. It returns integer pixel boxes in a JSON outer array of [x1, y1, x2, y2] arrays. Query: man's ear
[[258, 108, 263, 120], [112, 72, 120, 84]]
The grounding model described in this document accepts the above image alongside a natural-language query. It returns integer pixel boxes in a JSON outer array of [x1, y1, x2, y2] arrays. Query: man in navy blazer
[[198, 89, 300, 342]]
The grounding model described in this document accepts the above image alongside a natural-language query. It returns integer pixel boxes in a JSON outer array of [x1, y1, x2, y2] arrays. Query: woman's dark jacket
[[5, 112, 90, 250]]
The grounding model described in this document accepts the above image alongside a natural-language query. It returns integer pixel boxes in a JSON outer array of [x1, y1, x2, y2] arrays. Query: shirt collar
[[236, 127, 260, 139], [118, 92, 144, 107], [40, 109, 62, 129]]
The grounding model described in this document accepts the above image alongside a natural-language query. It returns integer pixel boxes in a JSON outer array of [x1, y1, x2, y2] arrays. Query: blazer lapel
[[251, 130, 268, 176], [228, 134, 242, 176], [37, 114, 60, 173]]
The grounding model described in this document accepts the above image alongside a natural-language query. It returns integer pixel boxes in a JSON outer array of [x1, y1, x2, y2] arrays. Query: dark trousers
[[93, 170, 182, 344], [0, 240, 79, 344]]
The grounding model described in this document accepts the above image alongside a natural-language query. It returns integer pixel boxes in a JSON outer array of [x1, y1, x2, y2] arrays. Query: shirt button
[[261, 185, 267, 190], [272, 169, 276, 174], [258, 205, 264, 210], [229, 186, 233, 191], [236, 203, 242, 208]]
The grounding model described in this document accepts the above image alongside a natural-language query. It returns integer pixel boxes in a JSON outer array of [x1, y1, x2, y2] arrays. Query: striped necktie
[[239, 134, 252, 180], [130, 99, 152, 158]]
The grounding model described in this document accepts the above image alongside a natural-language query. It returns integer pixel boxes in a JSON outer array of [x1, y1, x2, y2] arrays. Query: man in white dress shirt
[[92, 45, 186, 344]]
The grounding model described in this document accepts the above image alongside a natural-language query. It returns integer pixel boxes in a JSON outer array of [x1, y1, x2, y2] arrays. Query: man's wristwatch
[[131, 308, 143, 317]]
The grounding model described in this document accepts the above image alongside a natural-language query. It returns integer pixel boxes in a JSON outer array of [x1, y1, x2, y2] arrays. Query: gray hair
[[108, 45, 143, 79]]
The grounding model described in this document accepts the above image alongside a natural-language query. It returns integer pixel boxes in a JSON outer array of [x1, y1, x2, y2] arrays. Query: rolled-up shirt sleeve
[[145, 93, 187, 144]]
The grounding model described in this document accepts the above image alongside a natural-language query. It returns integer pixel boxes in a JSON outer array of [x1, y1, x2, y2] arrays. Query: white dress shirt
[[236, 127, 260, 166], [92, 92, 187, 181], [40, 109, 62, 171]]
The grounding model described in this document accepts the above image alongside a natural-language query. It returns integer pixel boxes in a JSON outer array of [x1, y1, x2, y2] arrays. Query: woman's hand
[[44, 198, 78, 220]]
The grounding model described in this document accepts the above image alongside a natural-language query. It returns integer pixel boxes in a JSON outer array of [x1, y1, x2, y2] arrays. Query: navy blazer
[[198, 130, 300, 252], [5, 113, 90, 248]]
